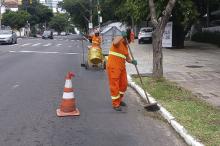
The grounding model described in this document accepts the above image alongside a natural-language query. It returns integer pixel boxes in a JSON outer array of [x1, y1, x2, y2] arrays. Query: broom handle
[[126, 39, 151, 103]]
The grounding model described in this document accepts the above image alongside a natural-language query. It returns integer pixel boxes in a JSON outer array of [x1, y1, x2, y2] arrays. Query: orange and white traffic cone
[[56, 72, 80, 117]]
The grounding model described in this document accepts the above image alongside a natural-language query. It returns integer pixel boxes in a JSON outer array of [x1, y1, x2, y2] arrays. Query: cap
[[94, 29, 99, 34]]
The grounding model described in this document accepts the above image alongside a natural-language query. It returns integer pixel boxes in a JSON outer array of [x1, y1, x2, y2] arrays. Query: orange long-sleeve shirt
[[107, 37, 129, 69], [92, 35, 102, 48]]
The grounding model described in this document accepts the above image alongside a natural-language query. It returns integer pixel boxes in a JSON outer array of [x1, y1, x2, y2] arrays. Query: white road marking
[[12, 84, 20, 89], [10, 44, 18, 47], [21, 43, 31, 46], [56, 44, 62, 47], [20, 51, 59, 54], [43, 43, 52, 46], [32, 43, 41, 46], [65, 53, 79, 55], [9, 50, 79, 55]]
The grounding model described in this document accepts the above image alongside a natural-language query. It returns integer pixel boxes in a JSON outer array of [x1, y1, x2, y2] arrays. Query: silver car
[[0, 30, 17, 44], [138, 27, 153, 44]]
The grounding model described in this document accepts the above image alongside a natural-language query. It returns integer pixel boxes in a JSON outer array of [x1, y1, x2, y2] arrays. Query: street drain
[[185, 65, 203, 68]]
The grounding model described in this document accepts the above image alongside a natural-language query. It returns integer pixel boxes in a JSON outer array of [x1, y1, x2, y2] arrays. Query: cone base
[[56, 108, 80, 117]]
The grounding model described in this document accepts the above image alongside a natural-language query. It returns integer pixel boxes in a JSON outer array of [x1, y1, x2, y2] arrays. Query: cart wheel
[[103, 60, 106, 70], [85, 61, 89, 70]]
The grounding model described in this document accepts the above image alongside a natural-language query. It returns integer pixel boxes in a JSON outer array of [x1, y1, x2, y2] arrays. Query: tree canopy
[[49, 14, 69, 33], [20, 0, 53, 26], [2, 10, 30, 30], [58, 0, 90, 31]]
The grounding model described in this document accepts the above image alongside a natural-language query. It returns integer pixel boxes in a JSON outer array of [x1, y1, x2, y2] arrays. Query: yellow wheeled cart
[[85, 46, 106, 70]]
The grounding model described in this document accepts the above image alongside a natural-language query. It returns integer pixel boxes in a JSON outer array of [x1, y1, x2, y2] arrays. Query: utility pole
[[0, 0, 3, 30], [97, 0, 101, 31], [206, 0, 210, 27], [89, 0, 93, 34]]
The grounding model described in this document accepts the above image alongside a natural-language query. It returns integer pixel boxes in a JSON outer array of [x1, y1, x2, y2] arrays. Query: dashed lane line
[[32, 43, 41, 46], [43, 43, 52, 46], [56, 44, 62, 47], [9, 44, 19, 47], [21, 43, 31, 46], [7, 50, 79, 55]]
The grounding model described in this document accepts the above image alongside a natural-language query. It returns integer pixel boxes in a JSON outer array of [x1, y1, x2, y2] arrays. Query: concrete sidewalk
[[127, 40, 220, 107]]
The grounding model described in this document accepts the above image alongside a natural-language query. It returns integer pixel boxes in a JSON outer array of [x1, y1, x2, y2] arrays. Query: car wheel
[[138, 39, 141, 44], [10, 39, 13, 45]]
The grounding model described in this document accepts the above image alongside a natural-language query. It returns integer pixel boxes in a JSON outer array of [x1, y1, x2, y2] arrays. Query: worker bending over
[[106, 29, 137, 111], [91, 29, 102, 49]]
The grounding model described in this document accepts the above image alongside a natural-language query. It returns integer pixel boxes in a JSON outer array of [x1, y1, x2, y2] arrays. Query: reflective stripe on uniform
[[119, 91, 124, 94], [111, 94, 120, 100], [105, 56, 109, 61], [92, 41, 99, 44], [109, 51, 126, 59]]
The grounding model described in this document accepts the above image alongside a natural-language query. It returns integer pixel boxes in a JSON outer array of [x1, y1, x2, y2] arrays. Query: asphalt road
[[0, 35, 186, 146]]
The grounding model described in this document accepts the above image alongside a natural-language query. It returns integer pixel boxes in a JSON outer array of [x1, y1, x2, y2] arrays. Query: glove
[[131, 59, 137, 65], [121, 31, 127, 38]]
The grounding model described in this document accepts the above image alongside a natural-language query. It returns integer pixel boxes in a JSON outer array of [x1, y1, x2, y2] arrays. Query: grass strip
[[132, 77, 220, 146]]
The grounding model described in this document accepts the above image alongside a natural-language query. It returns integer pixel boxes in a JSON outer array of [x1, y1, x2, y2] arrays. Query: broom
[[125, 39, 159, 110]]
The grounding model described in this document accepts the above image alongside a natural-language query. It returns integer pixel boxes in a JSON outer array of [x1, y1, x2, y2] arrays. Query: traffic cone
[[56, 72, 80, 117]]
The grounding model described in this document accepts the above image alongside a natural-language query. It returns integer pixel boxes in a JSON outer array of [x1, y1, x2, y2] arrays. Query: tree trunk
[[149, 0, 176, 78], [152, 29, 163, 78]]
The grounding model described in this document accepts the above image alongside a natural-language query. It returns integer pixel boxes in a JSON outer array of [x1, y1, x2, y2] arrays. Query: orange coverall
[[106, 38, 129, 108], [92, 35, 102, 49]]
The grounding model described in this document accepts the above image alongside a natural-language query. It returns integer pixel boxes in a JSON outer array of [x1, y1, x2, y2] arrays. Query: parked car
[[0, 30, 17, 45], [210, 20, 220, 27], [53, 31, 58, 36], [42, 30, 53, 39], [138, 27, 153, 44], [60, 32, 66, 36]]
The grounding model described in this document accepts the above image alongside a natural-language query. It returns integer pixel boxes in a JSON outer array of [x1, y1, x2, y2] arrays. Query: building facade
[[39, 0, 63, 13], [1, 0, 18, 13], [3, 0, 63, 13]]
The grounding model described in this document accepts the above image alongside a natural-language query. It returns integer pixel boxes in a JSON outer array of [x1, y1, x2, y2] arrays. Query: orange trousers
[[107, 67, 128, 107]]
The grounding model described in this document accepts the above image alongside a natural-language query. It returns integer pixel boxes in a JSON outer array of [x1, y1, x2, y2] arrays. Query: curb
[[127, 75, 204, 146]]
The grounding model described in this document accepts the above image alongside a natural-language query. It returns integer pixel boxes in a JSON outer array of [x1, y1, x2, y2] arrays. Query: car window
[[141, 29, 152, 32], [0, 30, 12, 34], [43, 31, 51, 35]]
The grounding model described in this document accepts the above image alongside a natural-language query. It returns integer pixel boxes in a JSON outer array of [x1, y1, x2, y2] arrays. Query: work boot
[[113, 106, 122, 111], [120, 101, 127, 106]]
